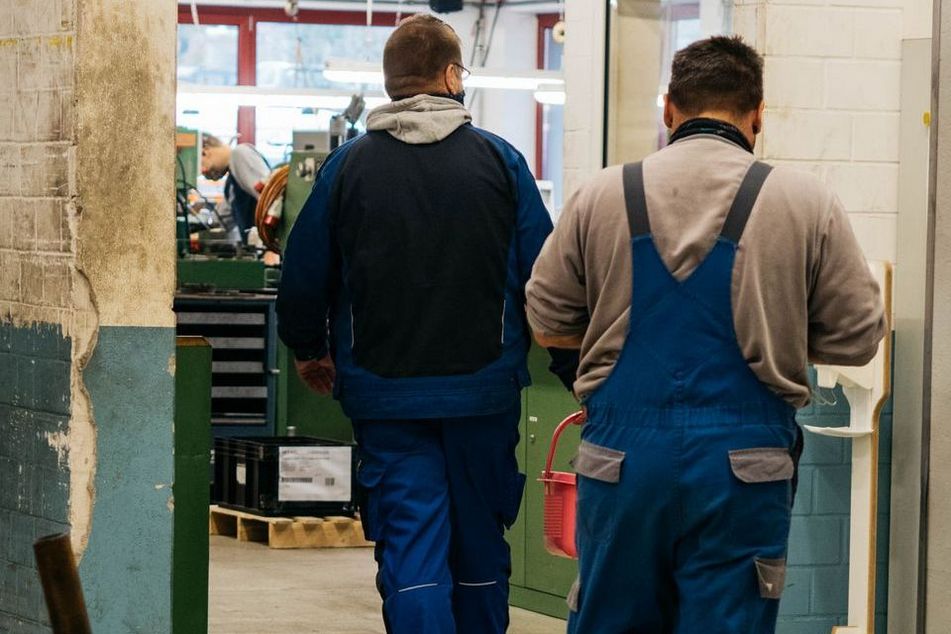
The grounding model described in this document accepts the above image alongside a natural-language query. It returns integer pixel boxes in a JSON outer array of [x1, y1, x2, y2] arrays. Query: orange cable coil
[[255, 164, 289, 253]]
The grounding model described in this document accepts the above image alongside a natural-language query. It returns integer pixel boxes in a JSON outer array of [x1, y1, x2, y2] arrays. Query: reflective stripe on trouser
[[568, 162, 800, 633], [353, 402, 524, 634]]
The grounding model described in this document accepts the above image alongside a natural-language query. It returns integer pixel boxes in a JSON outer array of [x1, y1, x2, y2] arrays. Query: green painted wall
[[79, 326, 176, 633], [0, 323, 72, 633]]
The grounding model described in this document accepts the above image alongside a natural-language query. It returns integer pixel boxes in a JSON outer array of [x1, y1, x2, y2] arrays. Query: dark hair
[[383, 14, 462, 98], [668, 35, 764, 116], [202, 133, 223, 149]]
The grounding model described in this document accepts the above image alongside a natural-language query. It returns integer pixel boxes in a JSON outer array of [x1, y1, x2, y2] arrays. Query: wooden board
[[209, 505, 373, 550]]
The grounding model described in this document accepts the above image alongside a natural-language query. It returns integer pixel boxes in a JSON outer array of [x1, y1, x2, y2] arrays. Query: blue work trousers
[[353, 402, 524, 634]]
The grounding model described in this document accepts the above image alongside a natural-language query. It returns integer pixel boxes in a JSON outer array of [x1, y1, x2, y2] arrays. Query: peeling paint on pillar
[[79, 326, 175, 632], [70, 0, 177, 630]]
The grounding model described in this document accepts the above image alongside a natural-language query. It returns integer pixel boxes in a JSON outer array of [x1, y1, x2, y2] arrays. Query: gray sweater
[[526, 134, 886, 408]]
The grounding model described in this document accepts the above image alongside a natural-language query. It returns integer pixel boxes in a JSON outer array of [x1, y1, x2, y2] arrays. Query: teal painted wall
[[777, 367, 893, 634], [0, 323, 72, 634], [79, 326, 176, 633]]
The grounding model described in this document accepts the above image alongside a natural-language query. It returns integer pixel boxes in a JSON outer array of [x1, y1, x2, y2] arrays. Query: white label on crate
[[236, 462, 246, 486], [278, 446, 352, 502]]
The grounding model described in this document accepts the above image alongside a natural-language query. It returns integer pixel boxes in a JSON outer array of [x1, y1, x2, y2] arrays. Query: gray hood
[[366, 94, 471, 144]]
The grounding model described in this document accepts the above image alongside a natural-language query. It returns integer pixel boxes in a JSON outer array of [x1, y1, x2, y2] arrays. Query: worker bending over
[[200, 133, 269, 243], [526, 36, 886, 634], [276, 15, 553, 634]]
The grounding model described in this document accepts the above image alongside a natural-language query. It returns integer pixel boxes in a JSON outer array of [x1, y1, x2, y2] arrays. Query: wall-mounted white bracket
[[804, 261, 892, 634]]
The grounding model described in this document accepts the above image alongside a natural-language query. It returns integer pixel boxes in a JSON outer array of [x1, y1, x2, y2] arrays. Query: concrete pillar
[[563, 0, 606, 197], [0, 0, 176, 631], [923, 2, 951, 630]]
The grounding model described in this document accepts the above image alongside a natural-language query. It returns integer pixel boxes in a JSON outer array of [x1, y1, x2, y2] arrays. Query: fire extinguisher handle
[[542, 410, 586, 478]]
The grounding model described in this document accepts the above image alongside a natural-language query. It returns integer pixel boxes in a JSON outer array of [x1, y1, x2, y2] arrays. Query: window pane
[[176, 23, 240, 200], [544, 33, 564, 72], [256, 106, 340, 166], [542, 27, 565, 210], [606, 0, 732, 164], [177, 24, 239, 86], [256, 22, 394, 90]]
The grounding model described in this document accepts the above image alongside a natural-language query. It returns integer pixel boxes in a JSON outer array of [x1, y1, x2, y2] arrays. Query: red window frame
[[535, 13, 561, 180], [177, 4, 402, 144]]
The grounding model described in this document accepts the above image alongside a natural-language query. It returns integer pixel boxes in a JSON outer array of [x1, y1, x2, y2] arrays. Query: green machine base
[[177, 257, 275, 292]]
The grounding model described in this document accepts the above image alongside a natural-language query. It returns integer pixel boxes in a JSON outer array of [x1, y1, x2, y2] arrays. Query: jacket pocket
[[754, 557, 787, 599], [728, 448, 794, 483], [572, 440, 626, 483]]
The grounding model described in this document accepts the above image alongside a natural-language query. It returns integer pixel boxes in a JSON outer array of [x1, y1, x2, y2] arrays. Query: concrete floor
[[209, 536, 565, 633]]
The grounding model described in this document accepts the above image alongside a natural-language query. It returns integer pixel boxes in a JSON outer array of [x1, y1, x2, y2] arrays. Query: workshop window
[[537, 15, 564, 211], [255, 22, 394, 165], [256, 22, 392, 90], [177, 22, 241, 196], [178, 24, 239, 86], [605, 0, 729, 164]]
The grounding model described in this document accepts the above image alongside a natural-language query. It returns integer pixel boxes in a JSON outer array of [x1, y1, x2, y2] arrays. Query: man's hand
[[262, 250, 281, 267], [294, 354, 336, 395]]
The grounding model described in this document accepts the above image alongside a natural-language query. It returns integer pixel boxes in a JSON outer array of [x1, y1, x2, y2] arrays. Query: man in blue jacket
[[276, 14, 554, 634]]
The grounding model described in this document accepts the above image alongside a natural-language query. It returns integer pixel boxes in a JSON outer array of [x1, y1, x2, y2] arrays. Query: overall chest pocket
[[573, 440, 626, 544]]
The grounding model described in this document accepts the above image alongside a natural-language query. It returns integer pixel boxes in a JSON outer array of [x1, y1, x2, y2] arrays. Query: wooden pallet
[[209, 505, 373, 550]]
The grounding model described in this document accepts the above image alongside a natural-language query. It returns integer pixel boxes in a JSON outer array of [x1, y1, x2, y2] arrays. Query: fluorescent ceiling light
[[176, 83, 389, 110], [323, 58, 565, 92]]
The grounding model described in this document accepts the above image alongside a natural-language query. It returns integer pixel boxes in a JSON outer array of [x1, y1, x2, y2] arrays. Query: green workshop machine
[[174, 140, 348, 441]]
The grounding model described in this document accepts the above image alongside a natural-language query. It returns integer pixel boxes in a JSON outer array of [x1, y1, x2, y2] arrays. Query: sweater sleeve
[[807, 194, 887, 365], [525, 185, 591, 337], [229, 145, 269, 200]]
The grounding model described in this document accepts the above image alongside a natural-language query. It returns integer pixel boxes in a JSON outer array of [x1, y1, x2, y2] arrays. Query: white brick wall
[[736, 0, 905, 262], [563, 0, 905, 262], [0, 4, 77, 325]]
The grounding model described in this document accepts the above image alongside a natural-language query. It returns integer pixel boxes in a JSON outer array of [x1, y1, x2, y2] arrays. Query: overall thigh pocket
[[355, 460, 386, 542], [573, 440, 626, 543], [726, 447, 795, 550]]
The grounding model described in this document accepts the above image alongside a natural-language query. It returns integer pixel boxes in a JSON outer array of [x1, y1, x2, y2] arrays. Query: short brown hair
[[668, 36, 764, 116], [383, 14, 462, 98], [202, 133, 223, 149]]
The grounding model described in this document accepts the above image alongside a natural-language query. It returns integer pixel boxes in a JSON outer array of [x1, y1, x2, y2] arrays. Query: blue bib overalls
[[567, 162, 801, 634]]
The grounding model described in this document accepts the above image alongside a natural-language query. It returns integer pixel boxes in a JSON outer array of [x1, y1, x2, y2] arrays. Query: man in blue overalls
[[527, 36, 886, 632], [277, 15, 558, 634]]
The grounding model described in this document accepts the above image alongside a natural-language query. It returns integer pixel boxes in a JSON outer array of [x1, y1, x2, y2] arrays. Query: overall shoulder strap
[[720, 161, 773, 244], [622, 162, 650, 238]]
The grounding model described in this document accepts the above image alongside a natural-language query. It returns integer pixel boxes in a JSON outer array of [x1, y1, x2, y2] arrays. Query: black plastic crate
[[213, 436, 357, 517], [212, 437, 233, 506]]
